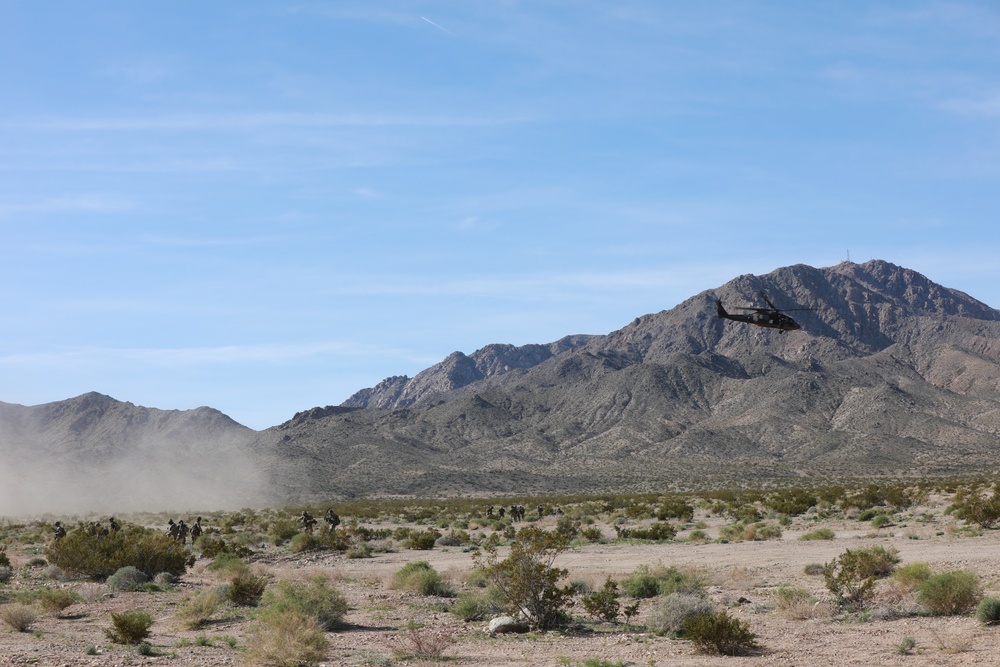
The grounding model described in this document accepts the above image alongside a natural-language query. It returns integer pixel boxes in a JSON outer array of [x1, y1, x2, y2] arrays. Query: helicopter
[[715, 291, 814, 333]]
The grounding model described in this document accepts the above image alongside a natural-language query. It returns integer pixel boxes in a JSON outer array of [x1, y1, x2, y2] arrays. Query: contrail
[[421, 16, 454, 36]]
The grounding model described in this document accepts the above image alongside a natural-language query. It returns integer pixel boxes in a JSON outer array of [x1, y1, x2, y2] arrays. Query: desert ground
[[1, 490, 999, 667]]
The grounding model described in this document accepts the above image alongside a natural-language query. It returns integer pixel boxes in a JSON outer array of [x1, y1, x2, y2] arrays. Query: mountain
[[5, 259, 1000, 513], [0, 393, 268, 515], [249, 260, 1000, 500]]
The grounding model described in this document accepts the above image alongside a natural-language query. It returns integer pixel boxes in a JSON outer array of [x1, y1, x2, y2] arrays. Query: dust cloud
[[0, 442, 276, 519]]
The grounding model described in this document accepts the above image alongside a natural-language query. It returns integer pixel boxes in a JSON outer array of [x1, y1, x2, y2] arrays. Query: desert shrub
[[406, 529, 441, 550], [648, 592, 714, 635], [267, 518, 301, 545], [871, 514, 892, 529], [803, 563, 825, 576], [226, 569, 268, 607], [683, 610, 759, 655], [154, 571, 177, 586], [0, 566, 11, 583], [176, 589, 226, 629], [614, 521, 676, 541], [823, 546, 900, 609], [245, 609, 328, 667], [621, 563, 703, 598], [950, 486, 1000, 528], [107, 566, 150, 592], [105, 609, 154, 644], [916, 570, 982, 615], [766, 489, 817, 516], [37, 588, 81, 615], [196, 535, 252, 560], [474, 526, 574, 630], [582, 576, 621, 623], [0, 548, 9, 568], [719, 521, 781, 542], [0, 603, 38, 632], [579, 525, 604, 542], [345, 542, 373, 559], [890, 562, 932, 594], [392, 621, 456, 661], [799, 528, 835, 541], [451, 587, 504, 622], [206, 552, 248, 576], [46, 525, 189, 579], [391, 561, 453, 597], [290, 532, 320, 553], [975, 597, 1000, 625], [260, 576, 348, 630], [656, 497, 695, 522]]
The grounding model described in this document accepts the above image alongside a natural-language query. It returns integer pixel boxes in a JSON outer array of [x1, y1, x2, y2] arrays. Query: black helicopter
[[715, 291, 814, 333]]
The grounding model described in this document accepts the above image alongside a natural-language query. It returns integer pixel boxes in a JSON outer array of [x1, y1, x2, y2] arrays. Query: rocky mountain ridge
[[4, 260, 1000, 512]]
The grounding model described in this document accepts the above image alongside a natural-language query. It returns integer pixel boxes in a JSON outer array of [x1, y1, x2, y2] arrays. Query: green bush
[[473, 526, 574, 630], [614, 522, 676, 541], [107, 566, 150, 592], [46, 525, 190, 580], [106, 609, 154, 644], [391, 561, 453, 597], [406, 530, 441, 550], [451, 587, 504, 622], [260, 576, 348, 630], [683, 610, 759, 656], [890, 562, 932, 594], [647, 593, 714, 636], [975, 597, 1000, 625], [206, 552, 248, 575], [799, 528, 835, 541], [226, 569, 268, 607], [871, 514, 892, 529], [621, 564, 704, 599], [916, 570, 982, 615], [582, 576, 621, 623], [0, 566, 12, 584], [37, 588, 82, 615], [822, 546, 900, 609]]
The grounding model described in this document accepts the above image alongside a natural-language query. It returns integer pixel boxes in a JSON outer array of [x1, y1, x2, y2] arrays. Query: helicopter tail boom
[[715, 299, 728, 319]]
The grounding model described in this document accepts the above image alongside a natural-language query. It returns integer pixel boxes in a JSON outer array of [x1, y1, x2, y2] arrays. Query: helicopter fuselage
[[715, 299, 802, 332]]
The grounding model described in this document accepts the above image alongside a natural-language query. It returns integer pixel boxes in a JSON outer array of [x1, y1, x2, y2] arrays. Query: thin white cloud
[[0, 341, 413, 369], [940, 91, 1000, 116], [5, 112, 528, 132]]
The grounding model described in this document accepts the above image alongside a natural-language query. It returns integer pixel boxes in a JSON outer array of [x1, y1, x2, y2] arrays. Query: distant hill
[[0, 392, 267, 515], [5, 260, 1000, 513]]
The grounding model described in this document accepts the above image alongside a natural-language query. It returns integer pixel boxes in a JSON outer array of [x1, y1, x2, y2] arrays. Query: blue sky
[[2, 2, 999, 429]]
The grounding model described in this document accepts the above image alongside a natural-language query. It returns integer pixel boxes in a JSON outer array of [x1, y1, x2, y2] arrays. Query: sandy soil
[[1, 505, 999, 666]]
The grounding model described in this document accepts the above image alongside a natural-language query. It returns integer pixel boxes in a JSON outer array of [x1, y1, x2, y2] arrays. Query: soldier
[[167, 519, 180, 540], [537, 505, 544, 520], [498, 506, 506, 519], [190, 517, 203, 541], [487, 505, 494, 518], [301, 511, 317, 534], [177, 519, 189, 543], [324, 508, 340, 529], [109, 517, 120, 532], [53, 521, 66, 541]]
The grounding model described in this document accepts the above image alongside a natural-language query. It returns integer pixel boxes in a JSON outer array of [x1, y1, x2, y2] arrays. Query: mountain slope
[[251, 260, 1000, 500]]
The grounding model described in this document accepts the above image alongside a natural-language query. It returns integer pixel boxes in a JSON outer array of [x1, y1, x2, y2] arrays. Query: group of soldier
[[486, 504, 544, 522], [52, 517, 121, 541], [166, 517, 203, 544], [300, 508, 341, 534]]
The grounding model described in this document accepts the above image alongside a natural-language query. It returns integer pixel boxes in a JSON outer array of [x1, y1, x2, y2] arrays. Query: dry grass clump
[[390, 621, 457, 661], [175, 589, 227, 630], [647, 592, 714, 635], [0, 604, 38, 632], [37, 588, 82, 616], [260, 576, 348, 630], [244, 609, 328, 667]]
